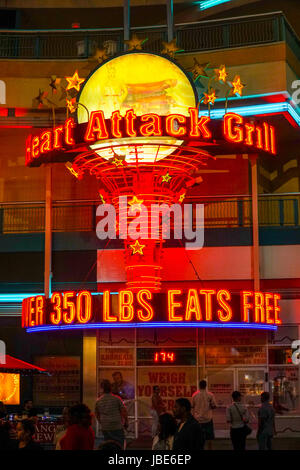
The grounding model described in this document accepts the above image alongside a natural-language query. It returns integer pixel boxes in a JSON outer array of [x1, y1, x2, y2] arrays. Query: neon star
[[161, 39, 182, 58], [99, 193, 106, 204], [191, 58, 209, 81], [215, 65, 228, 82], [231, 75, 245, 96], [128, 196, 144, 208], [179, 192, 186, 203], [65, 71, 85, 92], [66, 97, 77, 113], [112, 158, 124, 167], [203, 90, 217, 105], [130, 240, 146, 255], [162, 172, 172, 183], [125, 34, 148, 51], [65, 162, 79, 178]]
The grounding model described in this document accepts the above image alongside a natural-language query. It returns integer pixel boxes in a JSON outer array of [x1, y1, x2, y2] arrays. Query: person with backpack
[[226, 391, 251, 451]]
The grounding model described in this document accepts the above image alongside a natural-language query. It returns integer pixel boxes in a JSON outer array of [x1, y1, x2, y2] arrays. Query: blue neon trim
[[198, 102, 300, 127], [199, 0, 232, 10], [26, 322, 277, 332]]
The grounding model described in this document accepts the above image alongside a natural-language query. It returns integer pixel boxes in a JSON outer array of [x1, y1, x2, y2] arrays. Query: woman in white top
[[152, 413, 177, 450], [226, 391, 250, 451]]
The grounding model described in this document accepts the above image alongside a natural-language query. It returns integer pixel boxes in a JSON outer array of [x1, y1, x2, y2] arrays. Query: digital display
[[137, 348, 196, 366], [154, 351, 175, 363]]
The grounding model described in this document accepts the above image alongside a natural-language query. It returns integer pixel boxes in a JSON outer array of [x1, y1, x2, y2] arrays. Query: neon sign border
[[26, 321, 277, 333]]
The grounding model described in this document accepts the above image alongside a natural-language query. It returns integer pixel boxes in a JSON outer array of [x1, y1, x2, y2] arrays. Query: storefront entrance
[[95, 327, 272, 438], [207, 367, 267, 432]]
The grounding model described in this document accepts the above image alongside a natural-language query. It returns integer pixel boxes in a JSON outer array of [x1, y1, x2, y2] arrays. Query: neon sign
[[25, 109, 277, 167], [22, 289, 281, 332]]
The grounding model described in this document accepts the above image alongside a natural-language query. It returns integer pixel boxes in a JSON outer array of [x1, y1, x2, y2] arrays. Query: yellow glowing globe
[[77, 52, 196, 164]]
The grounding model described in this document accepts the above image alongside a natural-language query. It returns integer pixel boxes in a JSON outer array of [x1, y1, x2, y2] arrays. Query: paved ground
[[126, 437, 300, 450]]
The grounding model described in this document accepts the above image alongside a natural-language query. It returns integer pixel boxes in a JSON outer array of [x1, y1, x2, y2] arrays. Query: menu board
[[205, 346, 267, 365], [33, 356, 80, 406]]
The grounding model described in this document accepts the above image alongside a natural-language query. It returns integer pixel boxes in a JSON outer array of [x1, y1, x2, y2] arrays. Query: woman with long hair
[[60, 404, 94, 450], [152, 413, 177, 450]]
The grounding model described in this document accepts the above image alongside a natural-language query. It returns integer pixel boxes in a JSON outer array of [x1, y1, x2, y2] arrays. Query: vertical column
[[124, 0, 130, 49], [83, 332, 97, 412], [166, 0, 174, 42], [44, 165, 52, 298], [250, 154, 260, 291]]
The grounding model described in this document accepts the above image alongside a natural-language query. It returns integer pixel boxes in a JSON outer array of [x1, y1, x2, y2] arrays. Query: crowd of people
[[0, 379, 276, 451]]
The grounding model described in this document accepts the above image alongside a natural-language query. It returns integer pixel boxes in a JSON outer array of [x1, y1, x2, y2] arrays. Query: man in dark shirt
[[257, 392, 276, 450], [173, 398, 205, 451]]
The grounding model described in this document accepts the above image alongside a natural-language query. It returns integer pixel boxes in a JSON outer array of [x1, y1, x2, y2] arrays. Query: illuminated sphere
[[77, 52, 197, 164]]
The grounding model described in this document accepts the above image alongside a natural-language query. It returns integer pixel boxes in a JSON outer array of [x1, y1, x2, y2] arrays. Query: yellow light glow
[[77, 53, 196, 163], [0, 373, 20, 405]]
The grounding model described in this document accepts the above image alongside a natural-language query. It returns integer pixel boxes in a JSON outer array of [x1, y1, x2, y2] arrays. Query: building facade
[[1, 0, 300, 439]]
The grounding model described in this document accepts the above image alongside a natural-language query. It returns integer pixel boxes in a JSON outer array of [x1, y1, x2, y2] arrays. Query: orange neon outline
[[165, 114, 187, 137], [167, 289, 183, 321], [25, 135, 32, 166], [217, 289, 232, 322], [62, 291, 76, 324], [244, 123, 255, 147], [139, 113, 163, 137], [137, 289, 154, 322], [50, 292, 62, 325], [40, 131, 52, 154], [111, 110, 122, 138], [185, 289, 202, 321], [242, 291, 253, 323], [103, 290, 117, 322], [265, 293, 274, 324], [255, 127, 263, 149], [273, 293, 282, 325], [125, 109, 137, 137], [77, 291, 92, 323], [199, 289, 216, 321], [119, 290, 134, 322], [31, 136, 40, 158], [35, 295, 45, 326], [270, 126, 276, 155], [53, 126, 64, 149], [22, 299, 28, 327], [29, 297, 35, 327], [223, 112, 243, 143], [263, 122, 270, 152], [254, 292, 265, 323], [64, 118, 76, 146], [84, 110, 109, 142], [188, 107, 211, 139]]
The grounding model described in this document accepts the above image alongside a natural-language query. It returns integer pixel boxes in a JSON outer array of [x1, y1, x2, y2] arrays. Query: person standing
[[173, 398, 205, 451], [151, 386, 166, 438], [16, 419, 43, 451], [95, 379, 128, 449], [192, 380, 217, 450], [257, 392, 276, 450], [152, 413, 177, 450], [60, 404, 94, 450], [226, 391, 250, 451]]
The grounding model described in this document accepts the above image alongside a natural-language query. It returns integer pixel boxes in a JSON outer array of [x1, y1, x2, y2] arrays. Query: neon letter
[[84, 110, 109, 142]]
